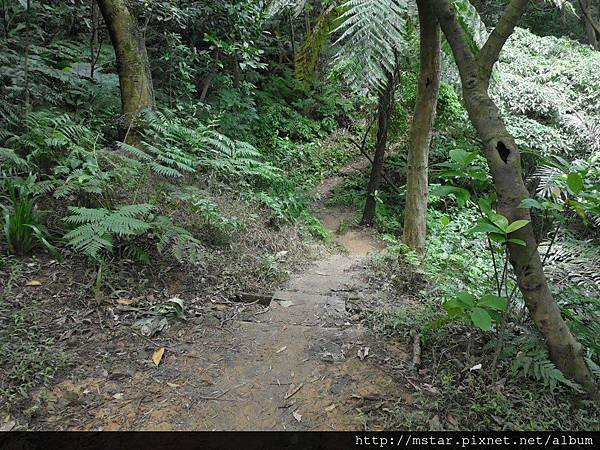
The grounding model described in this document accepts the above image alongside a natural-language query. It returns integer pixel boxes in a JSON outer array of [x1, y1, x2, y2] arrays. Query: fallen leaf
[[469, 363, 482, 372], [152, 347, 165, 366], [276, 346, 287, 354], [292, 411, 302, 422], [116, 298, 134, 305], [112, 393, 124, 400], [278, 301, 294, 308], [0, 419, 16, 432], [26, 280, 42, 286], [166, 382, 180, 388], [324, 404, 337, 412]]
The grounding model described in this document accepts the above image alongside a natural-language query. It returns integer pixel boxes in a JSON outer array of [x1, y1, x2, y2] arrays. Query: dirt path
[[37, 160, 407, 431]]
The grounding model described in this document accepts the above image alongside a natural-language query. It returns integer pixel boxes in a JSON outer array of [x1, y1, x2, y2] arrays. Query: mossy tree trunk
[[432, 0, 598, 397], [403, 0, 441, 254], [97, 0, 154, 145]]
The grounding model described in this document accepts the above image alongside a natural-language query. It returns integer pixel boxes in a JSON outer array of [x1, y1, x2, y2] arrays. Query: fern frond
[[333, 0, 408, 92]]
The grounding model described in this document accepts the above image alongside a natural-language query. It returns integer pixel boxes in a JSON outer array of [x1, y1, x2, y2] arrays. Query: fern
[[333, 0, 409, 92], [507, 334, 582, 392], [64, 204, 154, 260], [265, 0, 307, 18], [64, 203, 202, 263], [151, 215, 203, 263], [119, 110, 281, 185]]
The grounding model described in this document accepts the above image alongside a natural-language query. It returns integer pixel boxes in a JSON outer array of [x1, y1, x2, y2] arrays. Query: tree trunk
[[361, 74, 395, 226], [97, 0, 154, 145], [403, 0, 441, 254], [579, 0, 600, 50], [433, 0, 598, 397]]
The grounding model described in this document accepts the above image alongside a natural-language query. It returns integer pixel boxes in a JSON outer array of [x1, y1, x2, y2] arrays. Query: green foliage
[[0, 308, 67, 406], [63, 204, 154, 260], [63, 203, 201, 264], [295, 5, 340, 82], [451, 0, 489, 52], [491, 28, 600, 162], [438, 291, 507, 331], [504, 334, 582, 392], [333, 0, 409, 92], [1, 176, 56, 256], [120, 110, 282, 186]]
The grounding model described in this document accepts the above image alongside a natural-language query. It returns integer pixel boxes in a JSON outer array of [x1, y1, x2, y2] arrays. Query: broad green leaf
[[470, 307, 492, 331], [455, 291, 476, 307], [519, 198, 543, 210], [478, 196, 495, 218], [489, 213, 509, 231], [469, 219, 503, 235], [477, 295, 508, 311], [443, 297, 465, 313], [489, 232, 507, 244], [507, 238, 527, 246], [506, 219, 530, 233], [431, 185, 471, 207], [566, 172, 583, 195], [449, 149, 477, 166]]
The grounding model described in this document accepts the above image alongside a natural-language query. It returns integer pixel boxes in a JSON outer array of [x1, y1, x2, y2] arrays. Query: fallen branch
[[412, 333, 422, 368], [233, 292, 273, 306]]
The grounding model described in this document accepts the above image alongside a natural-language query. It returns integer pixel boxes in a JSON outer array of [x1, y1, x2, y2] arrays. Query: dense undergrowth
[[328, 28, 600, 430]]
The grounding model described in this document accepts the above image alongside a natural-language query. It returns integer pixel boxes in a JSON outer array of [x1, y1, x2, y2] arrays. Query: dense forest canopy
[[0, 0, 599, 432]]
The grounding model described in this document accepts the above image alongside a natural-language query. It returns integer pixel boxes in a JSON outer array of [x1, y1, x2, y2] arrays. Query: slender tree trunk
[[97, 0, 154, 145], [433, 0, 597, 397], [361, 73, 395, 226], [403, 0, 441, 254], [90, 0, 100, 79]]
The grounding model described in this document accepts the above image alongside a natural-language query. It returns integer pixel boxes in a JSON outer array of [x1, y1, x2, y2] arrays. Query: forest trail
[[40, 158, 408, 431]]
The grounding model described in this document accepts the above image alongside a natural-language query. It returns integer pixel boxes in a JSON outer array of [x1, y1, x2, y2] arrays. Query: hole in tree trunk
[[497, 141, 510, 163]]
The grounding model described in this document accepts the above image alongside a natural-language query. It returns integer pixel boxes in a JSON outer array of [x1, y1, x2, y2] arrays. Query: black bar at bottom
[[0, 431, 598, 450]]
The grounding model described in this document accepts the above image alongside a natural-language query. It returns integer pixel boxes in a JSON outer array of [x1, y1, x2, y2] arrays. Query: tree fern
[[333, 0, 409, 92]]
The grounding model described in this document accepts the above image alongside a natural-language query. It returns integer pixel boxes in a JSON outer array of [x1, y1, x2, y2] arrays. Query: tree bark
[[432, 0, 598, 397], [403, 0, 441, 254], [361, 73, 395, 226], [579, 0, 600, 50], [97, 0, 154, 145]]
